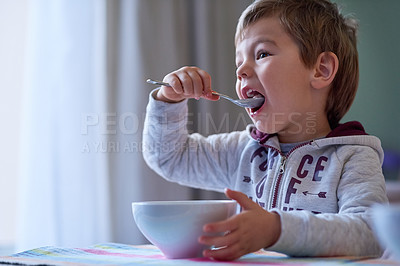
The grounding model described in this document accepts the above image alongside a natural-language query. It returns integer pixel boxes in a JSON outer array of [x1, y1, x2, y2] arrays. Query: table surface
[[0, 243, 398, 266]]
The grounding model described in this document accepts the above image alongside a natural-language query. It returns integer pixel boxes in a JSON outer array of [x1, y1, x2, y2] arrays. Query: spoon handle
[[146, 78, 264, 108]]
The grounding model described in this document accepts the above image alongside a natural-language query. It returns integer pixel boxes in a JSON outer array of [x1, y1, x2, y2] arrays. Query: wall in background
[[335, 0, 400, 152], [0, 0, 27, 251]]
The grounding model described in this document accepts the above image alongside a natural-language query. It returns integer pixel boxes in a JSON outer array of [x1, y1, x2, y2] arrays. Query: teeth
[[245, 89, 265, 102], [246, 89, 254, 98]]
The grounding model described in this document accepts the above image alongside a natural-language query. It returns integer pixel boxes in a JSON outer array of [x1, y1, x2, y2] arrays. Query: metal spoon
[[146, 79, 264, 109]]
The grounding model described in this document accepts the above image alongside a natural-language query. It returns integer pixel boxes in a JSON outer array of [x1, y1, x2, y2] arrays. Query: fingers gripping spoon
[[146, 79, 264, 109]]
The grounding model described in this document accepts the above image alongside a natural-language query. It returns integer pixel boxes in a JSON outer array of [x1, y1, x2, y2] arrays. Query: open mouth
[[244, 88, 265, 113]]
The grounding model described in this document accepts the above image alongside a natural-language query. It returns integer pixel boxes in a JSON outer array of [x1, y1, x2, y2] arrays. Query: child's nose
[[236, 62, 252, 80]]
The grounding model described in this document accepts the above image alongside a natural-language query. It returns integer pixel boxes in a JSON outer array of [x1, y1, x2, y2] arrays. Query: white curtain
[[17, 0, 251, 251], [16, 0, 111, 251]]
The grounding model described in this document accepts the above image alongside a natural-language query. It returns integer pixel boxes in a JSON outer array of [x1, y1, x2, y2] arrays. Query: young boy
[[143, 0, 388, 261]]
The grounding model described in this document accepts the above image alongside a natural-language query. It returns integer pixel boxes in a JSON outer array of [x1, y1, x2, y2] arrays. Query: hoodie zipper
[[262, 140, 313, 209], [271, 156, 287, 208]]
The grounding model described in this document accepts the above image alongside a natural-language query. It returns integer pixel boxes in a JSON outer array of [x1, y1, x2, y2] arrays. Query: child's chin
[[253, 120, 278, 135], [254, 121, 268, 133]]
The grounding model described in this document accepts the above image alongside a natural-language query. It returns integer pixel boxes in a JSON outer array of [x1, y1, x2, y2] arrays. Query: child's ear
[[310, 52, 339, 90]]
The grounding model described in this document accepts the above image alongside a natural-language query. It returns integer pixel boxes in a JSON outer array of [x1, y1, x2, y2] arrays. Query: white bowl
[[132, 200, 237, 259], [372, 204, 400, 259]]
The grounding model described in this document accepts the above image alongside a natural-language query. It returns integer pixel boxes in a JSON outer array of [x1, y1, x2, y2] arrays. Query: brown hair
[[236, 0, 359, 128]]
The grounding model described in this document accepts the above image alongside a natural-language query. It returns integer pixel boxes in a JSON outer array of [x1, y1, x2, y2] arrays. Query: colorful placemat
[[0, 243, 384, 265]]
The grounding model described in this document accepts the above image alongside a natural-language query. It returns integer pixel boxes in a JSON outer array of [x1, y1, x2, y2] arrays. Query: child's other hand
[[198, 188, 281, 261], [155, 66, 219, 103]]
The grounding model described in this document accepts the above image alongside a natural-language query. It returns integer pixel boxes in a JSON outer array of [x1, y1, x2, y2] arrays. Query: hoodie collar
[[326, 121, 368, 137], [250, 121, 368, 144]]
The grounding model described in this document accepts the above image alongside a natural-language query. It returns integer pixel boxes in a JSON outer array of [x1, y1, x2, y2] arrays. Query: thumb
[[202, 91, 220, 101], [224, 188, 257, 211]]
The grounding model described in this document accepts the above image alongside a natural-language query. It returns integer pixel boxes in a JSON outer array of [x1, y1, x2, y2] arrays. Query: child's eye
[[257, 51, 271, 60]]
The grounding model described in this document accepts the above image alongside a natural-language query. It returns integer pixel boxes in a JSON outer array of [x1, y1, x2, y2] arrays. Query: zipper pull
[[279, 156, 287, 174]]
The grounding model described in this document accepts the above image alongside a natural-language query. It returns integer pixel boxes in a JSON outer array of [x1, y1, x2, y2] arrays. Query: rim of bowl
[[132, 200, 236, 206]]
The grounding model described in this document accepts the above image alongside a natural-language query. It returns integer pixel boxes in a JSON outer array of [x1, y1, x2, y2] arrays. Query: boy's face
[[235, 16, 317, 141]]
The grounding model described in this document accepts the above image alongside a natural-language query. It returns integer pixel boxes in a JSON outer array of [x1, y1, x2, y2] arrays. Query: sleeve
[[266, 144, 388, 257], [142, 89, 248, 192]]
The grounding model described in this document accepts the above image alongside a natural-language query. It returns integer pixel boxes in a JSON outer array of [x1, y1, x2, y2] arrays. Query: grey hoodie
[[142, 92, 388, 257]]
